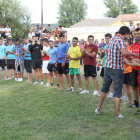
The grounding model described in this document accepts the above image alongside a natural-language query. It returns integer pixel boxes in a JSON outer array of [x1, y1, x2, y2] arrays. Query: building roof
[[66, 26, 121, 34], [117, 14, 140, 21], [70, 18, 121, 28]]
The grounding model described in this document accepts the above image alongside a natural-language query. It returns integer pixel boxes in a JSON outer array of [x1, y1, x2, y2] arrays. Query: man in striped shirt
[[95, 26, 137, 118]]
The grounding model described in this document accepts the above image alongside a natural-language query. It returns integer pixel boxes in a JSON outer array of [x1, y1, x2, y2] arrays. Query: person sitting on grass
[[66, 37, 82, 93]]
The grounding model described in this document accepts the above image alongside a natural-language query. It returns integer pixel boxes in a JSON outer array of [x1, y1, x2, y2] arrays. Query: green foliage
[[103, 0, 139, 18], [57, 0, 88, 28], [0, 0, 31, 39]]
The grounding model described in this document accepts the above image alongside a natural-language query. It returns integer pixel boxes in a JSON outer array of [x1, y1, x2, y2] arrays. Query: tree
[[0, 0, 31, 39], [57, 0, 88, 27], [103, 0, 139, 18]]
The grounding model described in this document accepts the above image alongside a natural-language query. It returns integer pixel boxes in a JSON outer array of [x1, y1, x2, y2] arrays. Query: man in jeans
[[13, 38, 24, 82], [95, 26, 137, 118], [35, 25, 40, 40]]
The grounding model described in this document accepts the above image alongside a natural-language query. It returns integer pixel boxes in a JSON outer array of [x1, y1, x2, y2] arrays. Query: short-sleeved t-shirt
[[123, 46, 132, 74], [24, 43, 31, 60], [67, 46, 81, 68], [0, 45, 6, 59], [58, 42, 69, 63], [130, 42, 140, 70], [47, 47, 58, 64], [5, 27, 11, 36], [84, 44, 98, 66], [99, 43, 106, 51], [43, 46, 50, 61], [102, 44, 108, 68], [6, 45, 15, 59]]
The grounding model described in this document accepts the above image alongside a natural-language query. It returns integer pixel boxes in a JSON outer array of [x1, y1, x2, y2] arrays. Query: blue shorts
[[1, 67, 5, 71], [101, 68, 124, 98]]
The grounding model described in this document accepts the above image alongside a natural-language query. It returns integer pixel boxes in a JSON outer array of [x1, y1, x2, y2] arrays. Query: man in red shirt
[[129, 28, 140, 109], [80, 35, 98, 94]]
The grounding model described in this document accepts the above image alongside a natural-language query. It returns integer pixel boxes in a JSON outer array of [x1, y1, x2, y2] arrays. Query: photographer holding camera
[[29, 36, 43, 85]]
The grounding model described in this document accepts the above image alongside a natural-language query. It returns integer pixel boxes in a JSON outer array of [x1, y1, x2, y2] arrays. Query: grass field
[[0, 68, 140, 140]]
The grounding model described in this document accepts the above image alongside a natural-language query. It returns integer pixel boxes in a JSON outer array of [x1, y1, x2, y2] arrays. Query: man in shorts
[[0, 38, 6, 79], [46, 40, 59, 88], [55, 34, 70, 90], [67, 37, 82, 92], [41, 38, 50, 87], [95, 26, 137, 118], [29, 36, 43, 85], [80, 35, 98, 95], [21, 38, 32, 84], [5, 39, 17, 80], [129, 28, 140, 109], [13, 38, 24, 82], [100, 33, 113, 98]]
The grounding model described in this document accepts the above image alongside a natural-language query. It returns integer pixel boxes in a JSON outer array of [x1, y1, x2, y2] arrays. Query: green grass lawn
[[0, 68, 140, 140]]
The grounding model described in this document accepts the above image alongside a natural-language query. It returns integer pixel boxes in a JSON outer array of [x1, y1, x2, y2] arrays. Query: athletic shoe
[[115, 114, 123, 119], [134, 110, 140, 115], [107, 93, 113, 99], [80, 90, 89, 94], [95, 108, 101, 115], [15, 78, 18, 81], [34, 81, 39, 85], [93, 90, 99, 96], [40, 81, 44, 85], [77, 88, 82, 93], [18, 78, 23, 82], [121, 96, 128, 101], [128, 100, 139, 108], [44, 83, 49, 87], [6, 77, 12, 80], [66, 89, 72, 91], [54, 85, 59, 89], [70, 87, 74, 92], [47, 85, 53, 88]]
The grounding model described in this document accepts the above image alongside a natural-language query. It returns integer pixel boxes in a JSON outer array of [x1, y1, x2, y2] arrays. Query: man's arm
[[120, 48, 137, 57], [100, 49, 105, 58]]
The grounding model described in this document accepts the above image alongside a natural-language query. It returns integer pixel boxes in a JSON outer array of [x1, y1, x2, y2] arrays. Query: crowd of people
[[1, 23, 140, 119]]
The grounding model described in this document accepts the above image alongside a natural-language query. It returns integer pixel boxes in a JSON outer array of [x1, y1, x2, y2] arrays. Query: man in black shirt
[[29, 36, 43, 85]]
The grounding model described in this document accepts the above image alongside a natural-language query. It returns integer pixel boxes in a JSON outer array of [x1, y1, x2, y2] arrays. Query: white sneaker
[[18, 78, 23, 82], [6, 77, 12, 80], [121, 96, 128, 101], [34, 81, 39, 85], [80, 90, 89, 94], [93, 90, 99, 96], [95, 108, 101, 115], [77, 88, 82, 93], [15, 78, 18, 81], [107, 93, 113, 99], [44, 83, 49, 87], [115, 113, 123, 119], [40, 81, 44, 85], [70, 87, 74, 91]]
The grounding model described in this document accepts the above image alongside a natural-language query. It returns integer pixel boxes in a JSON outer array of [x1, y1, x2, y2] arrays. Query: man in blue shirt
[[55, 34, 70, 91], [21, 38, 32, 84], [35, 25, 40, 40], [0, 38, 6, 79], [5, 39, 17, 80], [46, 40, 59, 88], [13, 38, 24, 82]]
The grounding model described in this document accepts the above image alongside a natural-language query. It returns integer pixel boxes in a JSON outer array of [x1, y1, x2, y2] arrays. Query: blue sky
[[22, 0, 140, 23]]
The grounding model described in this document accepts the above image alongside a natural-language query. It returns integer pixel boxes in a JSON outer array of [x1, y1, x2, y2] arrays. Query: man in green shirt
[[100, 33, 114, 98]]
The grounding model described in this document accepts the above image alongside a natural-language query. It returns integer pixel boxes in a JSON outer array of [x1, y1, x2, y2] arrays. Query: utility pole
[[41, 0, 43, 28]]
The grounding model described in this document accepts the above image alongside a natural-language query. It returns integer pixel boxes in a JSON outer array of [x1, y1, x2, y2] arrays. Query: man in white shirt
[[58, 25, 67, 34], [0, 24, 6, 39], [28, 29, 35, 41], [5, 24, 11, 37], [46, 33, 54, 42]]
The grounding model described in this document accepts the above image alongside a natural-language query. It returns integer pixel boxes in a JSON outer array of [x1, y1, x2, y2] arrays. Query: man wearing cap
[[0, 24, 6, 39], [7, 35, 15, 43], [35, 25, 40, 40]]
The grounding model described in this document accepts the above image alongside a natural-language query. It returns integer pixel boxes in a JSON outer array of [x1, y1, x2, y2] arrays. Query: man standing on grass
[[41, 38, 50, 87], [55, 34, 70, 91], [80, 35, 98, 95], [21, 38, 32, 84], [5, 39, 17, 80], [67, 37, 82, 93], [29, 36, 43, 85], [13, 38, 24, 82], [100, 33, 113, 98], [46, 40, 59, 89], [0, 38, 6, 79], [95, 26, 137, 119]]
